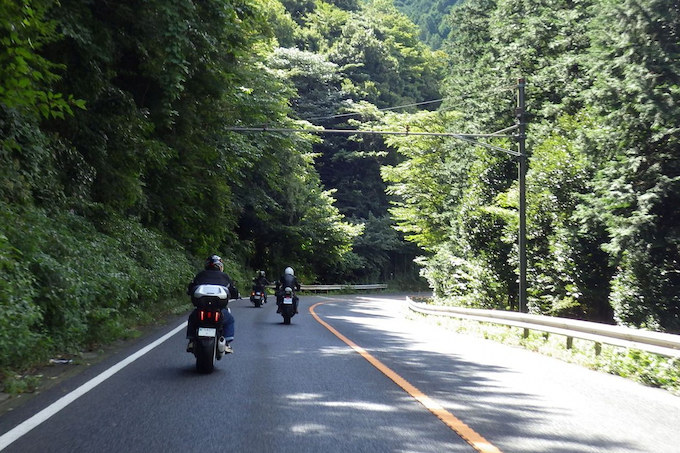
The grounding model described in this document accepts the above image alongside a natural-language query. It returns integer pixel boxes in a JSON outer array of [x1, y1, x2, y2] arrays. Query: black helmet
[[205, 255, 224, 271]]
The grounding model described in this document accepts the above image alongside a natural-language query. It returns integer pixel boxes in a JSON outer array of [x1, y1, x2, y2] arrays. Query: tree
[[266, 0, 446, 282], [581, 0, 680, 331], [0, 0, 84, 205]]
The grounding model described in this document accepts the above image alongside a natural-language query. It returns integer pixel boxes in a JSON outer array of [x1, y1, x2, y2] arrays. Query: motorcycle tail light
[[199, 310, 221, 323]]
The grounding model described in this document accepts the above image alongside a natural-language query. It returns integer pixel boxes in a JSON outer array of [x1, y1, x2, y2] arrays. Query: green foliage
[[264, 2, 447, 282], [0, 105, 65, 205], [519, 113, 614, 320], [2, 373, 42, 395], [599, 349, 680, 392], [417, 246, 503, 308], [350, 213, 404, 282], [326, 0, 445, 107], [393, 0, 459, 49], [384, 0, 680, 335], [262, 0, 302, 47], [0, 201, 193, 375], [268, 47, 345, 119], [0, 0, 439, 386], [381, 110, 463, 249], [233, 117, 361, 280], [0, 0, 84, 119], [0, 228, 42, 371], [580, 0, 680, 332]]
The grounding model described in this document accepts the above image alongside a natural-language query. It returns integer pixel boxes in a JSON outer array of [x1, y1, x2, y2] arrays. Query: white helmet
[[284, 267, 294, 275]]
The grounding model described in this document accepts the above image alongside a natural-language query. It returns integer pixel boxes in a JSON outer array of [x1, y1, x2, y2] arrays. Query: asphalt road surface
[[1, 293, 679, 453]]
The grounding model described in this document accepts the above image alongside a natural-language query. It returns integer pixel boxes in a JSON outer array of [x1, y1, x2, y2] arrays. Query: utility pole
[[517, 78, 527, 313]]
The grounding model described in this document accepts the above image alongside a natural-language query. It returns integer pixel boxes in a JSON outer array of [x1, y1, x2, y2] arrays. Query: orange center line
[[309, 301, 503, 453]]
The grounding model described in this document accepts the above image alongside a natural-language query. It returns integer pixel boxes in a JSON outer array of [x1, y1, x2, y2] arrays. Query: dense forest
[[0, 0, 439, 378], [381, 0, 680, 334], [1, 0, 679, 385], [393, 0, 459, 48]]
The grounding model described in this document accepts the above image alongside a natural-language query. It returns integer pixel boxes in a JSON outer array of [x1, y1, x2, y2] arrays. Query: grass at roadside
[[1, 295, 189, 399], [407, 308, 680, 396]]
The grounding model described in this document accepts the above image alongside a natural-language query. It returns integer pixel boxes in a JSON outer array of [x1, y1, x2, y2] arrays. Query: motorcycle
[[189, 284, 230, 373], [249, 284, 267, 308], [279, 286, 297, 325]]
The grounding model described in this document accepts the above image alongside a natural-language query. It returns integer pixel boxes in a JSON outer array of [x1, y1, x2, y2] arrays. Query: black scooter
[[278, 287, 297, 325], [189, 284, 230, 373], [250, 284, 267, 307]]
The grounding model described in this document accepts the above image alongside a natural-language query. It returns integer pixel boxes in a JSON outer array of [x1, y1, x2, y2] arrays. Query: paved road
[[1, 294, 679, 452]]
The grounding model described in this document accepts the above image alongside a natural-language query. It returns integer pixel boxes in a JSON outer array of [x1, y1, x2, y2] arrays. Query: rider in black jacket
[[252, 270, 270, 303], [276, 266, 301, 313], [186, 255, 237, 353]]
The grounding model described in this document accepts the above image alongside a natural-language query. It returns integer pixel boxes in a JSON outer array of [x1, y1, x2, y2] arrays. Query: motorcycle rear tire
[[282, 314, 291, 325], [254, 298, 262, 308], [195, 337, 216, 373]]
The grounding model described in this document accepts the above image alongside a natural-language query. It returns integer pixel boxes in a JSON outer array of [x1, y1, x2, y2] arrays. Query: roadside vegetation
[[383, 0, 680, 335], [1, 0, 431, 390], [409, 303, 680, 396], [2, 0, 679, 396]]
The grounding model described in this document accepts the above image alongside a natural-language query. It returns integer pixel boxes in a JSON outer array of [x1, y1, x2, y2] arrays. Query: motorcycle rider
[[252, 270, 270, 303], [186, 255, 238, 353], [276, 266, 301, 314]]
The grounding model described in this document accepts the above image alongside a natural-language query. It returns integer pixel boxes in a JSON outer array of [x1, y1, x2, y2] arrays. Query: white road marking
[[0, 322, 187, 451]]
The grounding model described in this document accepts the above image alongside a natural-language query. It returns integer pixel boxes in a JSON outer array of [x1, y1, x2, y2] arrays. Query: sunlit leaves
[[0, 0, 84, 119]]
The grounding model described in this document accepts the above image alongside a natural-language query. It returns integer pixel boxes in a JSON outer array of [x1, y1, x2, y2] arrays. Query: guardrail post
[[566, 336, 573, 350]]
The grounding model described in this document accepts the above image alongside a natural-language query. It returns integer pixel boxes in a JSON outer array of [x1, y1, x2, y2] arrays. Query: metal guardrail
[[303, 284, 387, 291], [407, 297, 680, 359], [266, 284, 387, 292]]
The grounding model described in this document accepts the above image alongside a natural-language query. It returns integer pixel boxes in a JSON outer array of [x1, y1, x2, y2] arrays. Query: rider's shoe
[[186, 341, 194, 353]]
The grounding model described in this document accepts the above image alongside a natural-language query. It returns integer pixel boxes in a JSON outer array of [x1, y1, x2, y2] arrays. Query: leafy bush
[[0, 201, 194, 383], [0, 230, 44, 371], [418, 245, 511, 309]]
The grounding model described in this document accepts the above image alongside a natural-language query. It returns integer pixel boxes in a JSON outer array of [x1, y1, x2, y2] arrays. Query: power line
[[305, 82, 519, 123], [225, 126, 520, 157], [304, 98, 444, 122]]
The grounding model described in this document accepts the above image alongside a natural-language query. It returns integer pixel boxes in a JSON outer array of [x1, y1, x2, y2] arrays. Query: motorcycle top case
[[192, 284, 229, 309]]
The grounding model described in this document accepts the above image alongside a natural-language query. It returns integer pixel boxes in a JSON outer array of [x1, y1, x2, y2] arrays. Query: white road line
[[0, 322, 187, 451]]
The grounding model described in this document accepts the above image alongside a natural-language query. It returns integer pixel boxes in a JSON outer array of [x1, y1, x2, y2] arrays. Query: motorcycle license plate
[[198, 327, 216, 337], [283, 297, 293, 305]]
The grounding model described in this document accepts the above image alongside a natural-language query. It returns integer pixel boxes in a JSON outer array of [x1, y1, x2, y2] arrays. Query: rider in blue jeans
[[186, 255, 237, 353]]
